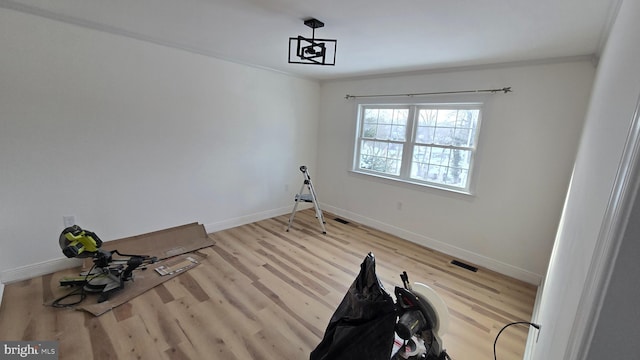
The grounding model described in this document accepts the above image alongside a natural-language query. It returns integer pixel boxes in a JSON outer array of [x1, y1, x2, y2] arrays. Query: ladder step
[[295, 194, 314, 202]]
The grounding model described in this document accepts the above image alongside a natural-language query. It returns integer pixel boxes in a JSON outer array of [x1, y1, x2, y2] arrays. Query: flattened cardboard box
[[62, 222, 215, 316], [83, 222, 213, 265]]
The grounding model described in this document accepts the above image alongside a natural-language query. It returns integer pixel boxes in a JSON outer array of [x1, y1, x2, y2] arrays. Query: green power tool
[[59, 225, 103, 258], [56, 225, 156, 305]]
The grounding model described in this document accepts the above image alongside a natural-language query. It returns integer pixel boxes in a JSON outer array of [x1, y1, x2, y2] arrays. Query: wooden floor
[[0, 210, 537, 359]]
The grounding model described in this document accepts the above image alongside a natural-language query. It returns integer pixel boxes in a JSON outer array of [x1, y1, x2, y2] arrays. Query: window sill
[[349, 169, 474, 196]]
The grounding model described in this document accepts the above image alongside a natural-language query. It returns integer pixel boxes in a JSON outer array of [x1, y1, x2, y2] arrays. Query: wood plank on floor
[[0, 209, 537, 360]]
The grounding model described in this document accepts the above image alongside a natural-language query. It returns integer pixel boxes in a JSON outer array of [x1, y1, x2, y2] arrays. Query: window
[[353, 103, 482, 193]]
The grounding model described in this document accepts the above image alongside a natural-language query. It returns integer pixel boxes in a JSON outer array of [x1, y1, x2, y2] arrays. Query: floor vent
[[333, 218, 350, 224], [451, 260, 478, 272]]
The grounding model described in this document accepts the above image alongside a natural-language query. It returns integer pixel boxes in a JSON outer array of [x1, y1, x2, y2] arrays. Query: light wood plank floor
[[0, 210, 537, 359]]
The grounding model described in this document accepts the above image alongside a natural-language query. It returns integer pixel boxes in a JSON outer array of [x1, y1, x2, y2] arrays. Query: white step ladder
[[286, 165, 326, 234]]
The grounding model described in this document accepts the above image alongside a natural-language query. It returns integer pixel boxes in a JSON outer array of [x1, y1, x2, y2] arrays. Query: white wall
[[585, 185, 640, 359], [317, 61, 595, 283], [0, 9, 320, 280], [529, 0, 640, 358]]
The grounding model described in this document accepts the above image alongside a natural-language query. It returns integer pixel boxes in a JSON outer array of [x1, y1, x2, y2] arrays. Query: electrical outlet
[[63, 216, 75, 228]]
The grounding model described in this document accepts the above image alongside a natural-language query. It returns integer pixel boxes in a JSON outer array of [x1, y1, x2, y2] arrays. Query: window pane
[[418, 109, 437, 126], [362, 108, 408, 141], [427, 165, 445, 182], [436, 109, 458, 127], [388, 143, 403, 159], [416, 126, 432, 144], [453, 128, 471, 146], [361, 140, 387, 157], [393, 109, 409, 125], [363, 124, 376, 138], [379, 109, 394, 124], [456, 109, 479, 128], [447, 168, 469, 187], [390, 125, 406, 141], [385, 159, 401, 174], [431, 147, 451, 165], [412, 145, 431, 163], [377, 124, 391, 139], [410, 146, 471, 187], [410, 145, 430, 179], [359, 140, 402, 175], [364, 109, 378, 123], [434, 127, 454, 146], [371, 157, 388, 172], [450, 149, 471, 170]]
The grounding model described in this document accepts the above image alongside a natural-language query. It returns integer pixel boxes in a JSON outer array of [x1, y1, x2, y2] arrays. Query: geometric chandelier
[[288, 18, 337, 66]]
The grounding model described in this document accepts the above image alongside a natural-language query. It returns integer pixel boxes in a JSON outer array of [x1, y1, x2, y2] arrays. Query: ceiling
[[1, 0, 620, 80]]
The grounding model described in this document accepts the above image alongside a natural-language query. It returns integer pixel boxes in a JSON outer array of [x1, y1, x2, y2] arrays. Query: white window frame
[[352, 99, 483, 195]]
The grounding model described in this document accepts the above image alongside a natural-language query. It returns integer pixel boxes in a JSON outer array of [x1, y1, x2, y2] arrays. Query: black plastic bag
[[310, 253, 397, 360]]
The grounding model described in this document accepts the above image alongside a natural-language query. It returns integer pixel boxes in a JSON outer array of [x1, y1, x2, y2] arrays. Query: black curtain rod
[[344, 87, 512, 100]]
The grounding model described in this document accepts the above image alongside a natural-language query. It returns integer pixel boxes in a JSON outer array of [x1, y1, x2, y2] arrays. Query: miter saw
[[391, 272, 451, 360], [310, 253, 450, 360], [57, 225, 157, 304]]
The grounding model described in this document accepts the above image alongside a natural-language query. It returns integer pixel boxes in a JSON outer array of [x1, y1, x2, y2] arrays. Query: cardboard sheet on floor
[[61, 222, 215, 316], [83, 222, 213, 266], [77, 253, 204, 316]]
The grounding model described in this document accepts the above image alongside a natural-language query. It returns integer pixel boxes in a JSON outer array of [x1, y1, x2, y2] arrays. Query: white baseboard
[[204, 205, 301, 233], [0, 282, 4, 309], [323, 204, 543, 285], [1, 257, 82, 285]]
